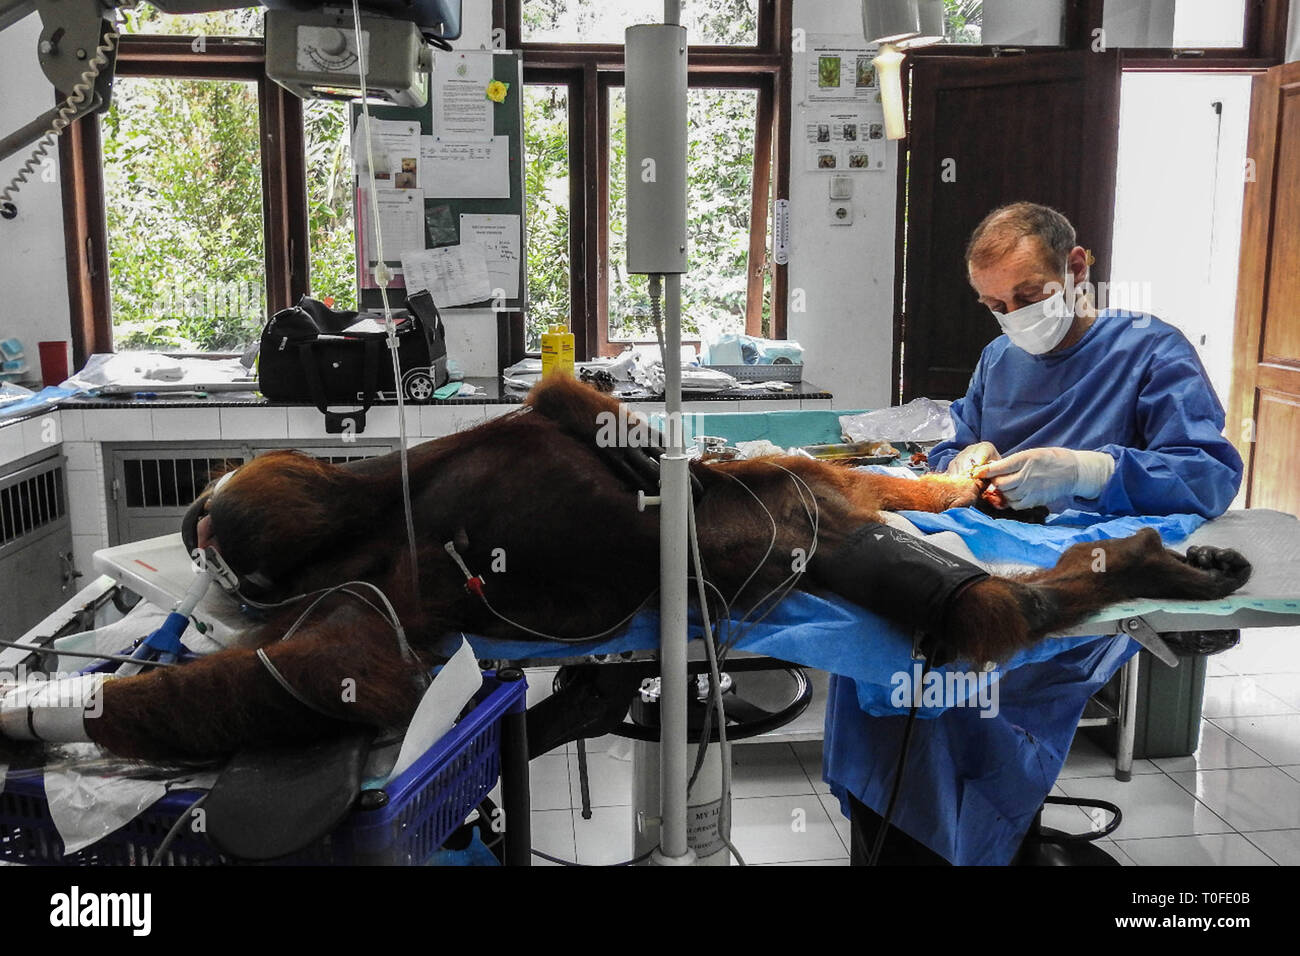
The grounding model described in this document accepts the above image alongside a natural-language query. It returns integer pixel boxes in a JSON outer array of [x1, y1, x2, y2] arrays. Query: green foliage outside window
[[106, 5, 357, 351], [106, 1, 772, 353]]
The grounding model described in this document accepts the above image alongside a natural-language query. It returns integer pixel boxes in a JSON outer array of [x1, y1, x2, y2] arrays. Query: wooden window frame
[[902, 0, 1290, 70], [62, 35, 308, 366], [502, 0, 792, 360]]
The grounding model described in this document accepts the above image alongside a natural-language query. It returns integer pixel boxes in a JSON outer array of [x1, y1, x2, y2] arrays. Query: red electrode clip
[[444, 540, 486, 599]]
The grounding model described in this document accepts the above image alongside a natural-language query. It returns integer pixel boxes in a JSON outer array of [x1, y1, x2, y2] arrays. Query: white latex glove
[[944, 441, 1001, 477], [974, 447, 1116, 510]]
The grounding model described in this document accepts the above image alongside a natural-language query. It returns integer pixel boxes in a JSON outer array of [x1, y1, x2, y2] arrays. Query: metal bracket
[[1119, 616, 1180, 668]]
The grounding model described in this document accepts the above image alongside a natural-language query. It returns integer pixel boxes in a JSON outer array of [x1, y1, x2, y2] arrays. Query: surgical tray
[[0, 673, 526, 866]]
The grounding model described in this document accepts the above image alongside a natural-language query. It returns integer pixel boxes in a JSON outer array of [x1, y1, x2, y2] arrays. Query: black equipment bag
[[258, 291, 449, 434]]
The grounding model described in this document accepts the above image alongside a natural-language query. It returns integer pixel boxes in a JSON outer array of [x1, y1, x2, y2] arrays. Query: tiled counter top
[[2, 376, 833, 453]]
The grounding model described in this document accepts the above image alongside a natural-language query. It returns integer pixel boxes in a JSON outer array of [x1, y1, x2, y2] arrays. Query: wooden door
[[1231, 61, 1300, 515], [898, 51, 1122, 402]]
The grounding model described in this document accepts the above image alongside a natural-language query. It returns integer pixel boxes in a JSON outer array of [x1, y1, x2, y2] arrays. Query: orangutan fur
[[65, 376, 1251, 761]]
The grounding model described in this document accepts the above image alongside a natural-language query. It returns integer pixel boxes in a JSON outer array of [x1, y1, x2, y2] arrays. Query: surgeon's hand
[[944, 442, 1001, 479], [973, 447, 1116, 510]]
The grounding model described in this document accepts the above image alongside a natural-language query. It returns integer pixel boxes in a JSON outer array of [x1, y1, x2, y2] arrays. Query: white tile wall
[[58, 409, 85, 442], [421, 404, 490, 436], [20, 413, 60, 455], [81, 408, 153, 443], [64, 434, 109, 575], [683, 401, 741, 415], [284, 407, 337, 441], [733, 400, 803, 414], [66, 478, 103, 550], [71, 533, 104, 584], [0, 421, 25, 467], [356, 406, 422, 439], [62, 440, 96, 473], [220, 405, 289, 441]]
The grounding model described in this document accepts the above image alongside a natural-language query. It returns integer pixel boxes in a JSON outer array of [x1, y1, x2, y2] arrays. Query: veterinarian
[[825, 201, 1245, 865], [930, 201, 1243, 518]]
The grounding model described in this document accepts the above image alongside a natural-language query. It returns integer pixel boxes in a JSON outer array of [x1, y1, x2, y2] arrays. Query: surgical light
[[904, 0, 946, 47], [861, 0, 920, 45], [864, 0, 945, 141]]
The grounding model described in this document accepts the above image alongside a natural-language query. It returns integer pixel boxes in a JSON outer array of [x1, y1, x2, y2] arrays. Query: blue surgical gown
[[824, 310, 1243, 865], [927, 311, 1243, 518]]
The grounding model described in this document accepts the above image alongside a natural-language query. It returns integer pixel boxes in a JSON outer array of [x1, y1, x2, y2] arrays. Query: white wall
[[787, 0, 898, 410], [0, 12, 74, 380]]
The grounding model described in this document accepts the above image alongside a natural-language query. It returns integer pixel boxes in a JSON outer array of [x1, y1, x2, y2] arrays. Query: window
[[100, 7, 274, 352], [523, 0, 761, 46], [103, 76, 266, 351], [126, 3, 263, 37], [512, 0, 791, 358], [522, 85, 572, 350], [905, 0, 1285, 59], [942, 1, 984, 44], [1103, 0, 1247, 49], [63, 8, 306, 359], [304, 99, 358, 311], [606, 86, 768, 343]]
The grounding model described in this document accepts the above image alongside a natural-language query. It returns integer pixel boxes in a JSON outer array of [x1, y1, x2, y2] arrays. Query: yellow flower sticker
[[486, 80, 509, 103]]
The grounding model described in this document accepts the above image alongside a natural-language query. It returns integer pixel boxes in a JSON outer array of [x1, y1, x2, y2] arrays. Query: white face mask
[[993, 280, 1075, 355]]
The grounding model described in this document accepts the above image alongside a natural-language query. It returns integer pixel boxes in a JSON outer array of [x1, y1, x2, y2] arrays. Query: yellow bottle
[[541, 323, 575, 377]]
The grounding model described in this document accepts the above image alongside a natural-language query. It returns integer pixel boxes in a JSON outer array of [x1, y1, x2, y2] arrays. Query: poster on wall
[[802, 35, 884, 106], [802, 108, 886, 171]]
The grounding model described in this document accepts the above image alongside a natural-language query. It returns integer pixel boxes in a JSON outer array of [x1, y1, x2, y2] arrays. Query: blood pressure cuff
[[814, 522, 990, 663]]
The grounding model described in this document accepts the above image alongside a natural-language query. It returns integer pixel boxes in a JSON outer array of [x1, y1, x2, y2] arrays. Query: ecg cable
[[442, 539, 661, 644]]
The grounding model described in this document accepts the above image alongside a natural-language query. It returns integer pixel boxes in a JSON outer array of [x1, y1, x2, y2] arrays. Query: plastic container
[[541, 324, 575, 378], [0, 673, 526, 866]]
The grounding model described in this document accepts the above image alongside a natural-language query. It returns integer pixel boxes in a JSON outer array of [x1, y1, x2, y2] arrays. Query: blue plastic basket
[[0, 672, 526, 866]]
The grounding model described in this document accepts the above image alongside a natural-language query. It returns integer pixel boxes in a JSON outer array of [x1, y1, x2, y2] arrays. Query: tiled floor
[[515, 626, 1300, 866]]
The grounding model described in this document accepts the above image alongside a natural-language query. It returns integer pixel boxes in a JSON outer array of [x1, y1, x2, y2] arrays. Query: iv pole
[[625, 1, 693, 865]]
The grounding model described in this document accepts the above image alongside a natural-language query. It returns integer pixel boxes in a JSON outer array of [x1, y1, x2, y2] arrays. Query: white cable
[[477, 589, 659, 644], [2, 29, 120, 210], [713, 469, 780, 609], [350, 0, 420, 596], [276, 579, 417, 663]]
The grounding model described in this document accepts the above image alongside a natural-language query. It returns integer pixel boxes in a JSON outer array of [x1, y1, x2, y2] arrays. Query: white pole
[[656, 271, 692, 863], [626, 2, 693, 866], [658, 0, 689, 865]]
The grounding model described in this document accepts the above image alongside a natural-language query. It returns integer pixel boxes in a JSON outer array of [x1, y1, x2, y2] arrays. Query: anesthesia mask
[[994, 277, 1077, 356]]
